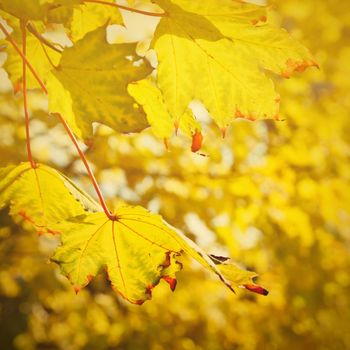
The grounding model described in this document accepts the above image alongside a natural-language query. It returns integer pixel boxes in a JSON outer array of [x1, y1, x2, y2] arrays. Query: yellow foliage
[[0, 0, 350, 349]]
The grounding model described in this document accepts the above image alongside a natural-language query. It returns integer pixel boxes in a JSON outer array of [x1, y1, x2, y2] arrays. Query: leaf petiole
[[21, 20, 37, 169], [56, 114, 117, 221], [0, 22, 48, 94], [27, 22, 63, 54], [1, 20, 115, 220]]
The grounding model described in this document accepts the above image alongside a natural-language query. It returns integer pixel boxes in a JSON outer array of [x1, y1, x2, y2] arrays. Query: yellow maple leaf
[[52, 205, 261, 304], [48, 25, 152, 140], [151, 0, 317, 130]]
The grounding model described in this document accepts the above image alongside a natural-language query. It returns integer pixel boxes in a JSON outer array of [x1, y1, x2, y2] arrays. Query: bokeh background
[[1, 0, 350, 349]]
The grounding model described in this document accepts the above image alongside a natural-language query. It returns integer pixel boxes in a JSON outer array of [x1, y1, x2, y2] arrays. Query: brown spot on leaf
[[282, 58, 319, 79], [163, 138, 169, 151], [162, 276, 177, 291], [251, 15, 267, 26], [176, 260, 183, 270], [247, 115, 256, 121], [191, 130, 203, 153], [84, 138, 94, 148], [104, 266, 130, 302], [235, 109, 244, 118], [87, 274, 94, 283], [73, 274, 94, 294], [161, 251, 171, 268], [244, 283, 269, 296], [145, 284, 155, 297], [174, 121, 179, 135], [14, 80, 23, 94], [209, 254, 230, 263], [221, 127, 227, 138]]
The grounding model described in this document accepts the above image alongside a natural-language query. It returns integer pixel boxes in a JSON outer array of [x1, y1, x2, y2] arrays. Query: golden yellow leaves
[[151, 0, 317, 133], [48, 25, 152, 140], [0, 162, 263, 303], [52, 205, 263, 304], [0, 0, 81, 21], [0, 162, 94, 233], [52, 207, 184, 304], [0, 0, 318, 303], [1, 0, 317, 145]]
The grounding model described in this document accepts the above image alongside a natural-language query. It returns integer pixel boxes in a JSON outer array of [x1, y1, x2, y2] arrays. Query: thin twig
[[21, 20, 37, 169], [56, 113, 117, 221], [84, 0, 167, 17], [27, 22, 63, 54]]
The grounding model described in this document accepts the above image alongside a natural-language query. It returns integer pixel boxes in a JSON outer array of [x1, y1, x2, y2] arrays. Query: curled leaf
[[52, 205, 266, 304]]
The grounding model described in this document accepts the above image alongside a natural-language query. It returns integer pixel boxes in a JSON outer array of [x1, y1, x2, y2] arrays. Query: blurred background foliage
[[1, 0, 350, 349]]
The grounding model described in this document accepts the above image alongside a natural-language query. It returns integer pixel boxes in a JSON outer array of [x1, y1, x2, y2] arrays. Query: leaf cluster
[[0, 0, 317, 304]]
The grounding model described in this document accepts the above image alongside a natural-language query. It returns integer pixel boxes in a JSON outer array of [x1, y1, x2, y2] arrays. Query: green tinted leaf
[[52, 206, 184, 304], [0, 162, 96, 233], [0, 0, 81, 21], [49, 25, 152, 139]]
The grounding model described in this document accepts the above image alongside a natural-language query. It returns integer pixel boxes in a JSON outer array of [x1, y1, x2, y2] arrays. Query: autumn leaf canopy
[[0, 0, 316, 304]]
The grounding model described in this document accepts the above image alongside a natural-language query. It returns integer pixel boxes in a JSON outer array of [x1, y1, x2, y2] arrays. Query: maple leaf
[[128, 78, 201, 140], [184, 0, 317, 78], [168, 0, 267, 35], [47, 25, 152, 140], [0, 0, 48, 21], [52, 207, 183, 304], [128, 79, 174, 139], [209, 254, 268, 295], [52, 205, 263, 304], [151, 0, 317, 130], [0, 163, 98, 233]]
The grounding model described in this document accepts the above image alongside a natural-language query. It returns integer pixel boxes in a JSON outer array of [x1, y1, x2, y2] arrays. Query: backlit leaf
[[52, 207, 184, 304], [69, 1, 122, 41], [52, 205, 262, 304], [151, 0, 316, 129], [0, 162, 97, 233], [0, 0, 48, 21], [0, 0, 81, 21], [128, 78, 201, 140], [128, 79, 174, 139], [48, 25, 152, 140]]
